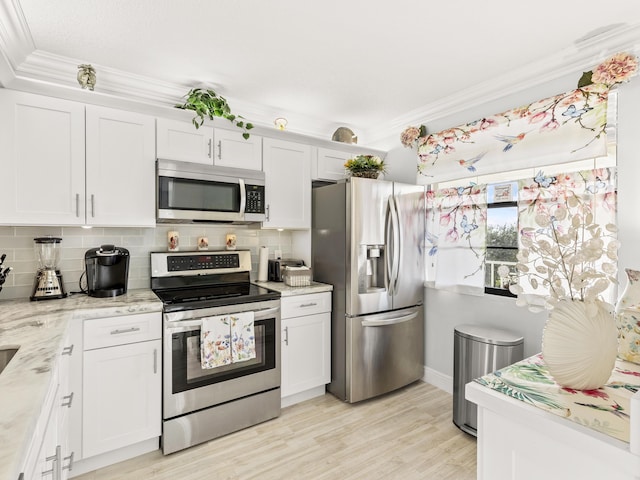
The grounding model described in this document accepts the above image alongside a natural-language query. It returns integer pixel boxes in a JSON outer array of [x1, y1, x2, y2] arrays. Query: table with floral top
[[475, 353, 640, 443], [466, 354, 640, 480]]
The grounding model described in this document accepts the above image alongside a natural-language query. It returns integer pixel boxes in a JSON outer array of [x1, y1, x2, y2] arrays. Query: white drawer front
[[281, 292, 331, 319], [83, 312, 161, 350]]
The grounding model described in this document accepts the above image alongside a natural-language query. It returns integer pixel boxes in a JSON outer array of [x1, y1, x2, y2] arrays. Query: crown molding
[[0, 0, 34, 85], [2, 0, 640, 151]]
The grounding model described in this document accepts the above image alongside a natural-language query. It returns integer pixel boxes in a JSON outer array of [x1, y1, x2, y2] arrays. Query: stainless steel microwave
[[156, 159, 266, 224]]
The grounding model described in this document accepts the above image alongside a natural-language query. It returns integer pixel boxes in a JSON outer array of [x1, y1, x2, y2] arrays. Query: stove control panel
[[167, 253, 240, 271], [151, 250, 252, 277]]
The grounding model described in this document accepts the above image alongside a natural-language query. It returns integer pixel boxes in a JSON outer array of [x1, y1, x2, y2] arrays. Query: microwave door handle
[[239, 179, 247, 216]]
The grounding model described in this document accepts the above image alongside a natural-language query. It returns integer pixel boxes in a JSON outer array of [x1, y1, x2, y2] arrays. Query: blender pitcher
[[30, 237, 66, 300]]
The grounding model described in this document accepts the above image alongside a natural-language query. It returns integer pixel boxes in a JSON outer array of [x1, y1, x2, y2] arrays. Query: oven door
[[163, 300, 280, 419]]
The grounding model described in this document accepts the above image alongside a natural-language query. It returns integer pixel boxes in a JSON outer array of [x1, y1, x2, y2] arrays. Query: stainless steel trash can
[[453, 324, 524, 436]]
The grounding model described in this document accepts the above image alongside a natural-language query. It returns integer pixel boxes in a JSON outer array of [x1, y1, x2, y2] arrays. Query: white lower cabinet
[[21, 336, 75, 480], [281, 292, 331, 405], [81, 313, 161, 459]]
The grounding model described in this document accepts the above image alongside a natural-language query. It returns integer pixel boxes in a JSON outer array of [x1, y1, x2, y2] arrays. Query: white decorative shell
[[542, 300, 618, 390]]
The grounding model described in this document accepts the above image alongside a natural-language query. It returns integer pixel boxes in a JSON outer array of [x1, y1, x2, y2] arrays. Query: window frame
[[484, 199, 518, 297]]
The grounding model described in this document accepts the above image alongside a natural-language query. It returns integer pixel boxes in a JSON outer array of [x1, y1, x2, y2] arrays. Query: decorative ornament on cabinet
[[331, 127, 358, 144], [77, 64, 96, 90], [274, 118, 288, 130]]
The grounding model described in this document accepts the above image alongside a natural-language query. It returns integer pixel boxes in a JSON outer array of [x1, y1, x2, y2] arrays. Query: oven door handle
[[165, 306, 280, 330]]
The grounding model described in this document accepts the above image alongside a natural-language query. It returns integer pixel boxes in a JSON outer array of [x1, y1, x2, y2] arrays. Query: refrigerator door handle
[[361, 311, 419, 327], [389, 194, 401, 295], [384, 196, 393, 294]]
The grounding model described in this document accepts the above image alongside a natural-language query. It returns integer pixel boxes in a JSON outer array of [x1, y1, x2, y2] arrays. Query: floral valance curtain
[[425, 184, 487, 295], [511, 168, 618, 310], [416, 84, 610, 184]]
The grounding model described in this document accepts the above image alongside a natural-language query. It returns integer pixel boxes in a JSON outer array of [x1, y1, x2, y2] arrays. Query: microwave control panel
[[245, 185, 265, 214]]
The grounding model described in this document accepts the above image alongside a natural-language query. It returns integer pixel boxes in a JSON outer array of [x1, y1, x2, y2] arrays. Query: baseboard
[[281, 385, 326, 408], [69, 437, 159, 477], [423, 366, 453, 394]]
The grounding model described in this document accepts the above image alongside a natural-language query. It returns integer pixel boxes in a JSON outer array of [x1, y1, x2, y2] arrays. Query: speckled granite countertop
[[253, 280, 333, 296], [0, 289, 162, 480]]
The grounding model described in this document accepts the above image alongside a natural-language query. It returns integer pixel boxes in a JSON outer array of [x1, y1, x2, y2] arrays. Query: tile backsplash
[[0, 225, 292, 300]]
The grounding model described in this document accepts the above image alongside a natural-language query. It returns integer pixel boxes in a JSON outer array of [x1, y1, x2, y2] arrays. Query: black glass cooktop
[[154, 282, 279, 312]]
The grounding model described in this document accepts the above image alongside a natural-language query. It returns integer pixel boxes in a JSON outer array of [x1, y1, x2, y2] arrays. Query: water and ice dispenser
[[359, 244, 386, 293]]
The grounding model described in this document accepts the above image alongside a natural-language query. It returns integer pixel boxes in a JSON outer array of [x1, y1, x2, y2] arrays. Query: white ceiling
[[2, 0, 640, 148]]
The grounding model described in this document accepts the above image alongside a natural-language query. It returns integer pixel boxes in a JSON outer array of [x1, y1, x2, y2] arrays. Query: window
[[431, 157, 615, 298], [485, 182, 518, 296]]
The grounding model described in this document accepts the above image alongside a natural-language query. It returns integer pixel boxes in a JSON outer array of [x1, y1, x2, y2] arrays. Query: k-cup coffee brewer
[[85, 245, 130, 297]]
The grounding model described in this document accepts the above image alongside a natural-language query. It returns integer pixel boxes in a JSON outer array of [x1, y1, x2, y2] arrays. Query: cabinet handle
[[299, 302, 317, 308], [90, 194, 95, 218], [61, 344, 74, 356], [208, 138, 212, 158], [266, 204, 270, 222], [62, 392, 74, 408], [42, 445, 61, 478], [62, 452, 74, 472], [110, 326, 141, 335], [75, 193, 79, 218], [217, 140, 222, 160], [284, 326, 289, 346], [153, 348, 158, 374]]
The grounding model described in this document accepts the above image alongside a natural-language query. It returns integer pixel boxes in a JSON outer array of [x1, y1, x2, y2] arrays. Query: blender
[[30, 237, 67, 300]]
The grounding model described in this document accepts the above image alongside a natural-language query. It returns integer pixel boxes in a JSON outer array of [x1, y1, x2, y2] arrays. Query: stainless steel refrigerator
[[312, 177, 425, 403]]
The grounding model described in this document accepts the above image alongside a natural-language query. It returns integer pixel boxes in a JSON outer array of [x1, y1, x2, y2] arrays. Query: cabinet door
[[313, 147, 350, 181], [82, 339, 161, 458], [0, 89, 85, 225], [281, 312, 331, 397], [214, 128, 262, 170], [60, 329, 80, 474], [262, 138, 311, 229], [36, 387, 60, 480], [157, 118, 214, 164], [85, 106, 156, 226]]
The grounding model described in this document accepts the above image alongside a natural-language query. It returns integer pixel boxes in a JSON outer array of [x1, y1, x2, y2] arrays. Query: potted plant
[[175, 88, 254, 139], [344, 155, 386, 179]]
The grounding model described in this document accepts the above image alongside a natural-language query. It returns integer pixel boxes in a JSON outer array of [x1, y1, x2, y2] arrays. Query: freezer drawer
[[345, 305, 424, 403]]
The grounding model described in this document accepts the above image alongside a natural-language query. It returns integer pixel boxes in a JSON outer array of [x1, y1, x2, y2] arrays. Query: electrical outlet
[[275, 249, 282, 259]]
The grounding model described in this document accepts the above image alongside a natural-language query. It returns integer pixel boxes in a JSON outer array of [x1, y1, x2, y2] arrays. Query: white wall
[[384, 74, 640, 392]]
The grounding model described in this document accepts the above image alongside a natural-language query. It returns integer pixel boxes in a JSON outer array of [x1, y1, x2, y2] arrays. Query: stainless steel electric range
[[151, 249, 281, 454]]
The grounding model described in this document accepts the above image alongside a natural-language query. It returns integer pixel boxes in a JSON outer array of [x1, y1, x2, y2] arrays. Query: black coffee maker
[[85, 245, 130, 297]]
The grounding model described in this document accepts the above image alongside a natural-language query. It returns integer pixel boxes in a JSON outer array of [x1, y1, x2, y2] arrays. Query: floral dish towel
[[230, 311, 256, 363], [201, 315, 232, 369]]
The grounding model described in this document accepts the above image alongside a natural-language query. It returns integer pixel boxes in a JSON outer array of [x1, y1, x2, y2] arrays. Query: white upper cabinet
[[85, 105, 156, 227], [156, 118, 214, 164], [213, 128, 262, 170], [0, 89, 86, 225], [262, 138, 311, 229], [313, 147, 351, 181], [0, 90, 156, 227], [156, 119, 262, 170]]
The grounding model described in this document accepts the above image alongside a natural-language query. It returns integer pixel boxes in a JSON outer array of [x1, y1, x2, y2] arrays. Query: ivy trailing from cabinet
[[175, 88, 254, 139]]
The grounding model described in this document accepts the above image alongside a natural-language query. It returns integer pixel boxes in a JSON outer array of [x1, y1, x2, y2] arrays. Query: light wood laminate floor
[[75, 382, 476, 480]]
